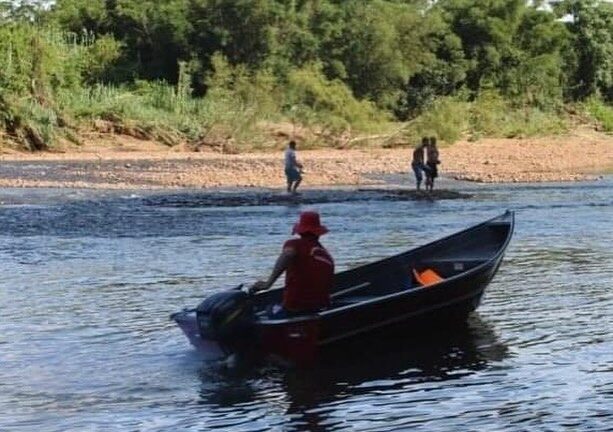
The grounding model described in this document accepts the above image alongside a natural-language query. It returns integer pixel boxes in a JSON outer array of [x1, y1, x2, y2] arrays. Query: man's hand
[[250, 280, 269, 294]]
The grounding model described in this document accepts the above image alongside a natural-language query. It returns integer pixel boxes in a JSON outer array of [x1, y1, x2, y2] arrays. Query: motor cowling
[[196, 290, 255, 344]]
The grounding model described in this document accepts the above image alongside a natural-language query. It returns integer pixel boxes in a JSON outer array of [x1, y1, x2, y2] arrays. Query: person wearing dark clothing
[[411, 137, 430, 190], [425, 136, 441, 191]]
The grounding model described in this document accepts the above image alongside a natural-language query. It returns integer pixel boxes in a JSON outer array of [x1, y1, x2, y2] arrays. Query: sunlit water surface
[[0, 178, 611, 431]]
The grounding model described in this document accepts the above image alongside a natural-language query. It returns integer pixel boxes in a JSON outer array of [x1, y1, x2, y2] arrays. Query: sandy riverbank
[[0, 129, 611, 189]]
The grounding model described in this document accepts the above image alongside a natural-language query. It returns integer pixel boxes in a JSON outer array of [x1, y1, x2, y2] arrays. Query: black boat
[[172, 211, 514, 366]]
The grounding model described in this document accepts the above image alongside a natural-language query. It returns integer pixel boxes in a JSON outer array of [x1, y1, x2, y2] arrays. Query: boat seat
[[421, 258, 485, 264], [332, 295, 379, 307], [331, 281, 371, 299], [418, 258, 485, 275]]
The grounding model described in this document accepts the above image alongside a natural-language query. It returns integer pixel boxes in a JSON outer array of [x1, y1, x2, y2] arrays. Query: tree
[[556, 0, 613, 101], [399, 9, 467, 119], [189, 0, 280, 69], [51, 0, 192, 82], [437, 0, 570, 108], [0, 0, 48, 23]]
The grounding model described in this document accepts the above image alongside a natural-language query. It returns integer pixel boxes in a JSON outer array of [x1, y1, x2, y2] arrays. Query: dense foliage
[[1, 0, 612, 150]]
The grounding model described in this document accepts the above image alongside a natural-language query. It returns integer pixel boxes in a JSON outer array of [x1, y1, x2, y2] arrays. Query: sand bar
[[0, 130, 611, 189]]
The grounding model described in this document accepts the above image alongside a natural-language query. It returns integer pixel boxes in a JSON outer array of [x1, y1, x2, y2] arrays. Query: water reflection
[[196, 314, 507, 430], [285, 314, 507, 398]]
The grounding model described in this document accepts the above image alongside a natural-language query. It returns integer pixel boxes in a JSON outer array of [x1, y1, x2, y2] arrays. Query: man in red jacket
[[250, 211, 334, 315]]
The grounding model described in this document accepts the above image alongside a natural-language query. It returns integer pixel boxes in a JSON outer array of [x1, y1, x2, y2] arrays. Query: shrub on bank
[[470, 91, 568, 139], [286, 63, 389, 135], [400, 91, 569, 146], [403, 97, 469, 144], [585, 97, 613, 132]]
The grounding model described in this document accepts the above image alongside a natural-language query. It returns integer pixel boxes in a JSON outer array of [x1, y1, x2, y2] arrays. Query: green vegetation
[[1, 0, 612, 151], [585, 97, 613, 132]]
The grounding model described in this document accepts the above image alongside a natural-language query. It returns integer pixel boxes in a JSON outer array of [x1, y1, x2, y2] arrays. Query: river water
[[0, 178, 611, 431]]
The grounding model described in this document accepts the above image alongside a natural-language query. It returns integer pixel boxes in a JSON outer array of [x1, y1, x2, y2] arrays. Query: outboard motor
[[196, 288, 255, 352]]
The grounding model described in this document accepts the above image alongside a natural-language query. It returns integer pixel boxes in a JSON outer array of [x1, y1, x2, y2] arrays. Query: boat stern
[[170, 310, 226, 360]]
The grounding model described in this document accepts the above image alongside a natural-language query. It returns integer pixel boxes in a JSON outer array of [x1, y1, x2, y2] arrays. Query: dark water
[[0, 179, 611, 431]]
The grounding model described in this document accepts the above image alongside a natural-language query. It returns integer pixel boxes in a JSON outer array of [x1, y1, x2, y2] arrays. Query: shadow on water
[[0, 188, 469, 238], [143, 188, 471, 208], [195, 314, 507, 426]]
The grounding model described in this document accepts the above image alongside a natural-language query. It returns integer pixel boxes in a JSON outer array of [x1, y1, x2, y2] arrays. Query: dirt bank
[[444, 129, 613, 183], [0, 129, 611, 189]]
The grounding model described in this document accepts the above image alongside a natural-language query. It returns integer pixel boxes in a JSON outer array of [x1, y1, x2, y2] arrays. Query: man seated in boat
[[250, 211, 335, 317]]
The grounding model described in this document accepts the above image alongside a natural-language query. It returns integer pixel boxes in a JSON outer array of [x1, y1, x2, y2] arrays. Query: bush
[[585, 97, 613, 132], [470, 90, 567, 139], [401, 91, 568, 145], [404, 97, 469, 144], [285, 63, 389, 134]]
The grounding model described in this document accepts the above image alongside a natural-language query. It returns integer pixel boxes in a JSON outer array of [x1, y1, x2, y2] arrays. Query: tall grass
[[470, 91, 567, 139], [286, 63, 389, 134], [402, 91, 569, 145], [585, 97, 613, 132], [403, 97, 469, 144]]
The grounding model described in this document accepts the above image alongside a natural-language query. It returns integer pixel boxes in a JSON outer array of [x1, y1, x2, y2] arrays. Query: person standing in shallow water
[[426, 136, 441, 192], [284, 140, 303, 194], [411, 137, 430, 191]]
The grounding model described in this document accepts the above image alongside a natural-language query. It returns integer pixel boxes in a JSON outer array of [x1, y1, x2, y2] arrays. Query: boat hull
[[317, 254, 502, 346]]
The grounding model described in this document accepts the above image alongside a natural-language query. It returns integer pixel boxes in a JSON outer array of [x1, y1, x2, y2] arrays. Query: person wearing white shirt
[[284, 140, 303, 194]]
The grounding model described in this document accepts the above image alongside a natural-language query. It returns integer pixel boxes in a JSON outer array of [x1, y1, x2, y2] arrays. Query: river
[[0, 178, 611, 431]]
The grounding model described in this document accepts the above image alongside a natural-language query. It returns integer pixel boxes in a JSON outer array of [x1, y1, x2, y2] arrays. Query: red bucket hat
[[292, 211, 329, 236]]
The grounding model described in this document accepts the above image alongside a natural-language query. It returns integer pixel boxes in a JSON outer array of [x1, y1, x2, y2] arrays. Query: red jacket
[[283, 237, 334, 311]]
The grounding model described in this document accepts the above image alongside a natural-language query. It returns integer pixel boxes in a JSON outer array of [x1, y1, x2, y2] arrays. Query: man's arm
[[251, 246, 296, 293]]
